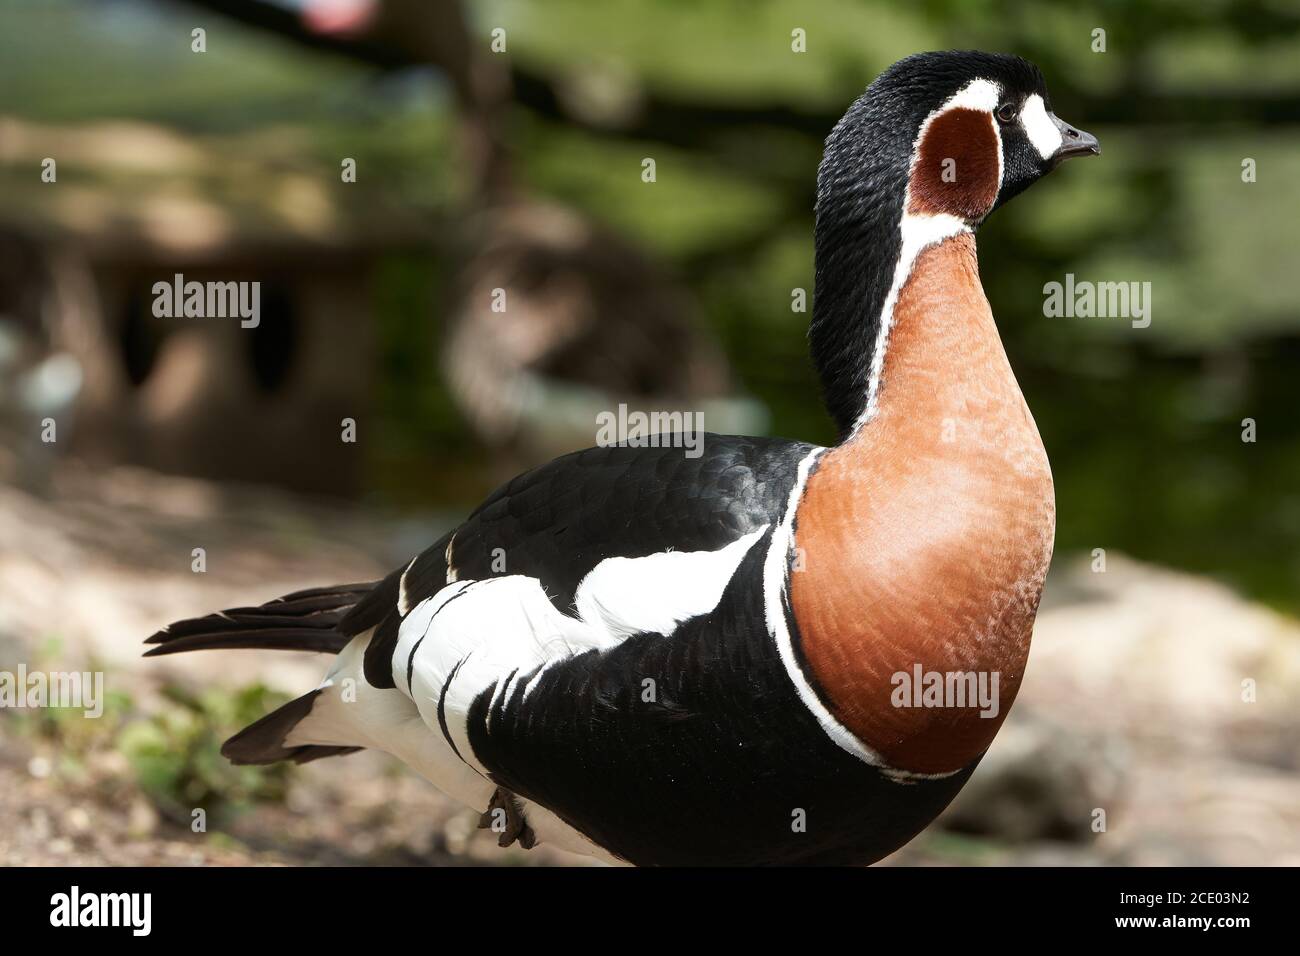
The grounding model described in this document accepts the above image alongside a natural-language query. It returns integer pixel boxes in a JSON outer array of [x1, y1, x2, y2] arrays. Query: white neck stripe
[[765, 447, 962, 781], [850, 209, 971, 437], [848, 78, 1003, 438]]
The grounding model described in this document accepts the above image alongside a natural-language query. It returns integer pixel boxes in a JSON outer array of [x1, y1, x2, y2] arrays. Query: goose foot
[[478, 787, 536, 849]]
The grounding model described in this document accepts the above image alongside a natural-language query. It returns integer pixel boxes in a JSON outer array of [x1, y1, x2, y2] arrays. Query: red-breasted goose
[[145, 50, 1099, 866]]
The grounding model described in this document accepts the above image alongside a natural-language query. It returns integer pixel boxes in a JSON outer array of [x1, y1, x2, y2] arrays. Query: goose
[[145, 50, 1099, 866]]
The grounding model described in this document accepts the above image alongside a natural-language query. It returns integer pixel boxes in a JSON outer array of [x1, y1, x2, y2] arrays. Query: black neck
[[809, 102, 910, 441]]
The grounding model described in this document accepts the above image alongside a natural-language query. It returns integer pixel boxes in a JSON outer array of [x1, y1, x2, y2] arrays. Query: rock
[[930, 553, 1300, 864], [940, 714, 1126, 843]]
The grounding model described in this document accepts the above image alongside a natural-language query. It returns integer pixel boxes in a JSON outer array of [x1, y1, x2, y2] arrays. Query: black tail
[[143, 582, 375, 657], [220, 689, 362, 766], [144, 583, 377, 766]]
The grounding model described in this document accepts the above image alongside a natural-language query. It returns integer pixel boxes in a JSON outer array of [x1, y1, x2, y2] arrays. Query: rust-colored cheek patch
[[907, 107, 1000, 222]]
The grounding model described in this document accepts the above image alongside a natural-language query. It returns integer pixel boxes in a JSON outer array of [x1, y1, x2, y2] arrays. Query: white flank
[[574, 527, 768, 639], [444, 534, 459, 584], [283, 632, 495, 811], [393, 527, 766, 774], [396, 577, 610, 776], [397, 555, 419, 616]]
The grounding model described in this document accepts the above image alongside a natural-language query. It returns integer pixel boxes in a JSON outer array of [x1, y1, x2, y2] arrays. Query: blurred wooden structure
[[174, 0, 765, 477], [444, 199, 764, 473], [0, 116, 430, 495]]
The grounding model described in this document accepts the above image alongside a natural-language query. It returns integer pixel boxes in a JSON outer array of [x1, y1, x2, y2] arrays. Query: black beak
[[1050, 113, 1100, 164]]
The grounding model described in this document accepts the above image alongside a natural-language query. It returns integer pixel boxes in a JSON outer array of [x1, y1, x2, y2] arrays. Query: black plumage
[[145, 583, 373, 657], [350, 435, 814, 687], [464, 533, 975, 865], [223, 689, 362, 765], [144, 50, 1092, 866]]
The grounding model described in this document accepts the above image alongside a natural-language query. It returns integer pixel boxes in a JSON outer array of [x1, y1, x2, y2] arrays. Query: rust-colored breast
[[789, 235, 1055, 775]]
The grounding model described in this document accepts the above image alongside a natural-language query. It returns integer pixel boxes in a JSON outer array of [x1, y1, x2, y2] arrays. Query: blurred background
[[1, 0, 1298, 865]]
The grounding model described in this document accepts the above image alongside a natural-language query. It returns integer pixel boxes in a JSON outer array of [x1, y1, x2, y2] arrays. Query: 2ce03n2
[[1121, 892, 1250, 906]]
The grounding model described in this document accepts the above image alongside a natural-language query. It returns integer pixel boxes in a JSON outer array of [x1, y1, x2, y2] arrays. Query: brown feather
[[907, 108, 1001, 221], [790, 234, 1054, 775]]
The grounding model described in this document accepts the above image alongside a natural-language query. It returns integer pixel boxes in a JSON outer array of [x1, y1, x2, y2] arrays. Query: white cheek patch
[[1020, 94, 1062, 160]]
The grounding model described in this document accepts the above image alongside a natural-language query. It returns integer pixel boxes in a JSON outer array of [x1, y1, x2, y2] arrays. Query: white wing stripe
[[574, 527, 769, 639], [763, 449, 960, 781], [394, 529, 771, 773]]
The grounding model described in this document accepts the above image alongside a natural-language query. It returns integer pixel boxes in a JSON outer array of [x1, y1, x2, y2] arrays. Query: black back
[[343, 435, 816, 687]]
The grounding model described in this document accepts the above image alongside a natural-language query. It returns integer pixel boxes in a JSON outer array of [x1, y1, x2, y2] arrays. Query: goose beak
[[1050, 114, 1100, 164]]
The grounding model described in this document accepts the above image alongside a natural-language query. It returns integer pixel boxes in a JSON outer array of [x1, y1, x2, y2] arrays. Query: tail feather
[[144, 582, 375, 657], [221, 689, 363, 765], [144, 584, 383, 768]]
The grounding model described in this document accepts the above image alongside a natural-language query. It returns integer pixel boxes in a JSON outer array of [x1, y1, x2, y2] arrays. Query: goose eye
[[995, 102, 1018, 125]]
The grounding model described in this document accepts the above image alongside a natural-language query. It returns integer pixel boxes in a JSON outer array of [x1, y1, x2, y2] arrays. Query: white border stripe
[[851, 209, 970, 435], [764, 450, 885, 765], [848, 78, 1006, 436], [766, 454, 961, 783]]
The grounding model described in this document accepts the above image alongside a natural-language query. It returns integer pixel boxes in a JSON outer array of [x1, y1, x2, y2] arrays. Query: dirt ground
[[2, 462, 1298, 866]]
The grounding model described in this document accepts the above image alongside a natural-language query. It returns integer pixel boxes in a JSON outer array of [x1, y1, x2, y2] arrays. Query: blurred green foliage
[[117, 683, 293, 821], [10, 678, 291, 822], [3, 636, 290, 821], [1, 0, 1298, 608], [2, 640, 135, 772]]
